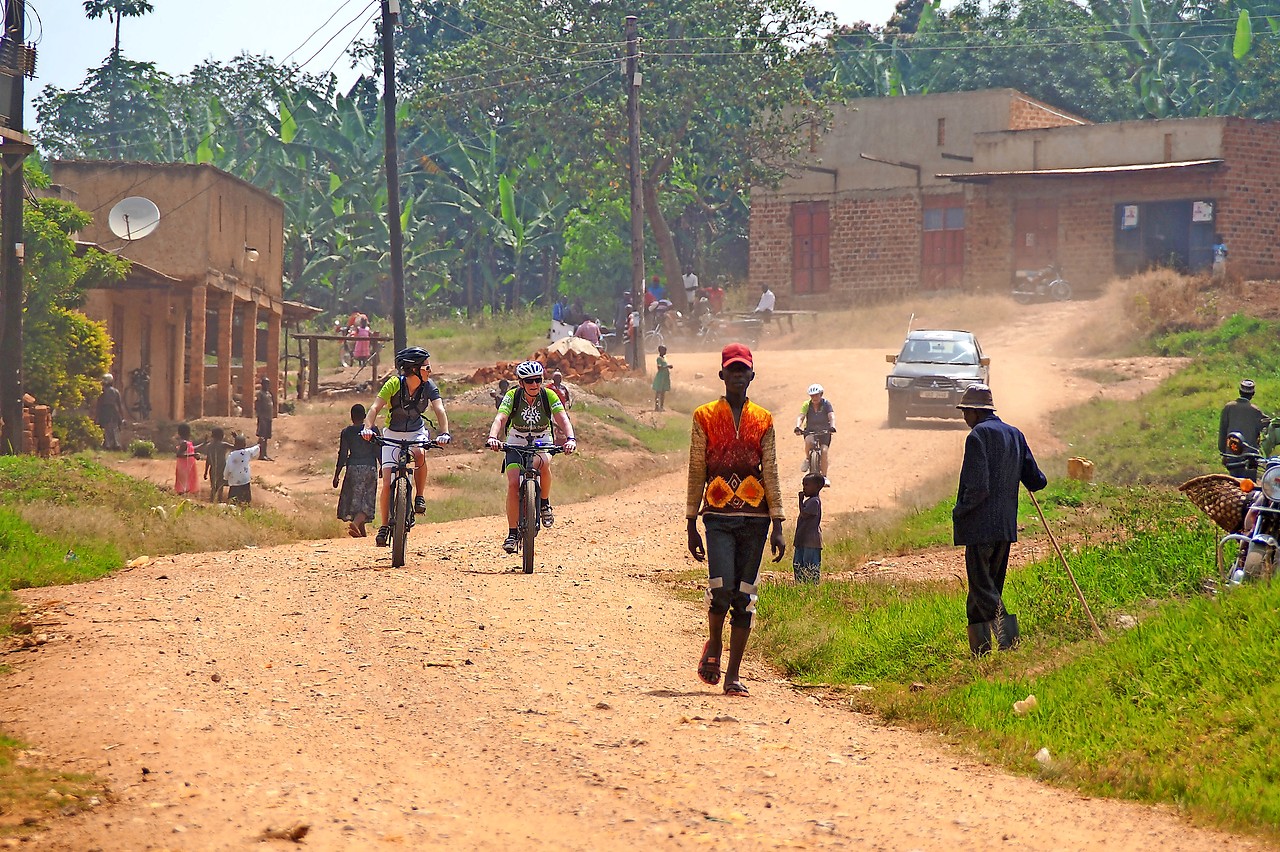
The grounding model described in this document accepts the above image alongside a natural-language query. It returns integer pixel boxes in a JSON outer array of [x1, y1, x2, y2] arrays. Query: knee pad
[[705, 576, 733, 614], [729, 580, 758, 627]]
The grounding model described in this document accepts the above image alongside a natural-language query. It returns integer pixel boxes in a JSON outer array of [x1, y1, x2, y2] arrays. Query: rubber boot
[[967, 621, 995, 657], [995, 612, 1020, 651]]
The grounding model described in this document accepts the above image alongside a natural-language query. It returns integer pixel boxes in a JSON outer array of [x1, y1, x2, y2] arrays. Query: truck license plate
[[919, 390, 949, 399]]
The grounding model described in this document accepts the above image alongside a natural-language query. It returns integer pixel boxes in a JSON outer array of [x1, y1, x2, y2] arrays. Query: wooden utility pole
[[0, 0, 32, 455], [380, 0, 407, 353], [625, 16, 646, 374]]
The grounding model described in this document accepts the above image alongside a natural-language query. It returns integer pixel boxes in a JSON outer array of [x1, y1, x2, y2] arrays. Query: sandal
[[724, 680, 750, 697], [697, 641, 721, 686], [347, 522, 360, 538]]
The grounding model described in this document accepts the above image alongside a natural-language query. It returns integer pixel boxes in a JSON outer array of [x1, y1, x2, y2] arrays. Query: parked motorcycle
[[1011, 266, 1072, 303]]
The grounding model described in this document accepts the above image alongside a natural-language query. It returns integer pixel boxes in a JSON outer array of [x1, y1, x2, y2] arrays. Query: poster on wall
[[1192, 201, 1215, 222], [1121, 205, 1139, 230]]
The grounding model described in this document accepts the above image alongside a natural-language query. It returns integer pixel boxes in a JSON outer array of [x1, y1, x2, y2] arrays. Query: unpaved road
[[2, 300, 1248, 851]]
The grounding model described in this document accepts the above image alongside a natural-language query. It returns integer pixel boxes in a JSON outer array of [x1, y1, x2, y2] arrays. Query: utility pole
[[625, 16, 646, 374], [380, 0, 407, 353], [0, 0, 33, 455]]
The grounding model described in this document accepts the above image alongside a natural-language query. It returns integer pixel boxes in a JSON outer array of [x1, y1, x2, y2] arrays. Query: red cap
[[721, 343, 753, 369]]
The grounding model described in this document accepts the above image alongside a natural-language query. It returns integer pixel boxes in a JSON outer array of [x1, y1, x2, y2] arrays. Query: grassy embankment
[[754, 311, 1280, 839]]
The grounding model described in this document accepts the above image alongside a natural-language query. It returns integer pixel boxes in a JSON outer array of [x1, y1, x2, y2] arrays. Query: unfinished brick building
[[49, 161, 285, 422]]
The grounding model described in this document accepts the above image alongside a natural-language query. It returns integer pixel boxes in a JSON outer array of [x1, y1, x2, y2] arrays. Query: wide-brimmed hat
[[956, 384, 996, 411]]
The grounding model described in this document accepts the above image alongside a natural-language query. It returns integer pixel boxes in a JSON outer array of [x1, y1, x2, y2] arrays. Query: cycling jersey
[[498, 386, 564, 440], [377, 375, 441, 432], [800, 398, 834, 432]]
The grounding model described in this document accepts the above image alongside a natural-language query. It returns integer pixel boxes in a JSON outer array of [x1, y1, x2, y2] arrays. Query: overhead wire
[[279, 0, 363, 65]]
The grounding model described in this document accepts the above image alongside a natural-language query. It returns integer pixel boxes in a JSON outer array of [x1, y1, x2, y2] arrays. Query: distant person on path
[[682, 265, 699, 311], [794, 383, 836, 483], [1212, 235, 1229, 279], [548, 371, 572, 410], [196, 426, 233, 503], [953, 384, 1047, 657], [490, 378, 512, 410], [1219, 379, 1269, 480], [255, 376, 275, 461], [687, 343, 785, 697], [225, 433, 266, 505], [174, 423, 200, 496], [574, 316, 602, 347], [793, 473, 826, 584], [753, 284, 776, 326], [352, 317, 373, 366], [95, 373, 127, 450], [334, 403, 380, 537], [652, 345, 672, 411]]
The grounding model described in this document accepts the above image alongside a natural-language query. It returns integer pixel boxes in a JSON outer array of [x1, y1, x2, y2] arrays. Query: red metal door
[[792, 201, 829, 295], [921, 196, 964, 290], [1013, 200, 1058, 272]]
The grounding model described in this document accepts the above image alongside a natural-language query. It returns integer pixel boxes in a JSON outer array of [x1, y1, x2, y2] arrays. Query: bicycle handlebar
[[370, 435, 443, 451], [498, 441, 565, 456], [796, 428, 834, 436]]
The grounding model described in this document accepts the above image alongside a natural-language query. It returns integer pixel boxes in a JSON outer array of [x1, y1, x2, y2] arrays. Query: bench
[[726, 309, 820, 333]]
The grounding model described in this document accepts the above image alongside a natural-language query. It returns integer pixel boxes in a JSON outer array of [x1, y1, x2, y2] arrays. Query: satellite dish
[[107, 196, 161, 241]]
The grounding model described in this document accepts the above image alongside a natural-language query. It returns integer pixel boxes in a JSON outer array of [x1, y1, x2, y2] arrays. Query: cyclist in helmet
[[794, 383, 836, 483], [362, 347, 452, 547], [485, 359, 577, 553]]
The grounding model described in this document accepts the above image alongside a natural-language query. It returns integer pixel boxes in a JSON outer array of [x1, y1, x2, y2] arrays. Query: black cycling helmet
[[395, 347, 431, 371]]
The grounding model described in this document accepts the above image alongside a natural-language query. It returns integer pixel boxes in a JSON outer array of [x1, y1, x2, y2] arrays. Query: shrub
[[128, 439, 155, 458], [52, 412, 102, 452]]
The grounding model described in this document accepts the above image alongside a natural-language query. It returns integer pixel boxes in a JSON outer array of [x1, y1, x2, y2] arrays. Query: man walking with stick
[[953, 384, 1046, 656]]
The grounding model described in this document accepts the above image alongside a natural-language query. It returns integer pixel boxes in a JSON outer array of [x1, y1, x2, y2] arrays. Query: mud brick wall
[[1008, 97, 1087, 131], [750, 193, 921, 308], [1218, 119, 1280, 280]]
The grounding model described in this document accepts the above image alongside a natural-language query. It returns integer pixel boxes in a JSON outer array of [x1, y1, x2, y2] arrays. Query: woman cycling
[[362, 347, 451, 547], [485, 360, 577, 553]]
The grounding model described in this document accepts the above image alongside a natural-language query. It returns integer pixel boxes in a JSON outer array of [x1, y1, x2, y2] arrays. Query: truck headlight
[[887, 377, 912, 389]]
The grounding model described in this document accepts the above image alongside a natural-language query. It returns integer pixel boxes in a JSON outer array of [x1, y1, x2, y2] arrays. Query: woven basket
[[1178, 474, 1252, 532]]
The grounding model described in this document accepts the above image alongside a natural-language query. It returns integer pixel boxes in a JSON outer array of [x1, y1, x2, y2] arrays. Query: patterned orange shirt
[[686, 398, 784, 520]]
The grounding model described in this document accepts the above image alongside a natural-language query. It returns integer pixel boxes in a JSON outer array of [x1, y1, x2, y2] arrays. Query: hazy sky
[[32, 0, 900, 118]]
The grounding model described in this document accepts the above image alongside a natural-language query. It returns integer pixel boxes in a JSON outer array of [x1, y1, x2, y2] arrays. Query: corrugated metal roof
[[938, 158, 1225, 182]]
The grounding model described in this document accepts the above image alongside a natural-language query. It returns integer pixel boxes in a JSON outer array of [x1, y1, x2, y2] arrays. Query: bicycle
[[125, 365, 152, 421], [373, 435, 442, 568], [498, 438, 565, 574], [796, 427, 834, 478]]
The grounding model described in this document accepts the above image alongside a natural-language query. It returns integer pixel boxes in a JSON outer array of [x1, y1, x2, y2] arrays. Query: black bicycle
[[796, 427, 834, 478], [374, 435, 442, 568], [499, 439, 565, 574], [125, 365, 152, 421]]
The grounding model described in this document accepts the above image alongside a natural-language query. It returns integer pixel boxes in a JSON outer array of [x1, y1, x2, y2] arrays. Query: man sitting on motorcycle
[[794, 383, 836, 484]]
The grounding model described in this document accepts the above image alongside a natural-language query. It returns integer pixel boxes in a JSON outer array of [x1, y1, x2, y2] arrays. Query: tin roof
[[938, 158, 1225, 183]]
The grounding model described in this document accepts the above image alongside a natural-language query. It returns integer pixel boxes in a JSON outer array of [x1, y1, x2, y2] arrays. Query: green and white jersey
[[498, 387, 564, 439]]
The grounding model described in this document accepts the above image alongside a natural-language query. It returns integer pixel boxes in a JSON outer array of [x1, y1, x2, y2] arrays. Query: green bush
[[128, 439, 155, 458], [52, 412, 102, 452]]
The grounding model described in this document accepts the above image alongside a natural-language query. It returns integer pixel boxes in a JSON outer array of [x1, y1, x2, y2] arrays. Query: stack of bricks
[[21, 394, 60, 458]]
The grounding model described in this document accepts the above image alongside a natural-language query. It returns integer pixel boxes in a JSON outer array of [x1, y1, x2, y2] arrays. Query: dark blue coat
[[953, 414, 1047, 546]]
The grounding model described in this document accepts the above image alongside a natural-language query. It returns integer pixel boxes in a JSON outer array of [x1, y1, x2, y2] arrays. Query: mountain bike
[[797, 427, 833, 478], [125, 364, 152, 421], [499, 438, 565, 574], [375, 435, 442, 568]]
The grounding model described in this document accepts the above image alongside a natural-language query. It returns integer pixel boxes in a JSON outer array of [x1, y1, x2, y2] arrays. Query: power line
[[279, 0, 363, 64], [295, 0, 378, 74]]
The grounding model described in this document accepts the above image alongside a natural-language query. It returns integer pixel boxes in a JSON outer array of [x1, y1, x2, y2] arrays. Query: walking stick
[[1027, 488, 1104, 641]]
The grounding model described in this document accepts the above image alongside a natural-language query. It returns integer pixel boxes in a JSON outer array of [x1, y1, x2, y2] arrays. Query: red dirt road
[[2, 300, 1245, 851]]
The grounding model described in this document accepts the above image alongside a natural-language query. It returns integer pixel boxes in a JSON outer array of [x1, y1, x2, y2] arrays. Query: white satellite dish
[[107, 196, 161, 241]]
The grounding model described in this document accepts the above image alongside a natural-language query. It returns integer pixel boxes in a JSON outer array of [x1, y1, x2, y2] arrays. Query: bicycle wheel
[[391, 476, 410, 568], [522, 481, 538, 574], [644, 329, 664, 350], [124, 386, 143, 420], [809, 448, 823, 477]]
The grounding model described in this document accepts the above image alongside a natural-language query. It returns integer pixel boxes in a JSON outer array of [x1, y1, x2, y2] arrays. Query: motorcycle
[[1011, 266, 1072, 303]]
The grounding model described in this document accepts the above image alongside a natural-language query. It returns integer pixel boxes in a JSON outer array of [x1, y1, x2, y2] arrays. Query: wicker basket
[[1178, 474, 1253, 533]]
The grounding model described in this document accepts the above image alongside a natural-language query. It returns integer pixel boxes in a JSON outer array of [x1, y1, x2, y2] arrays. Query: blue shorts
[[793, 546, 821, 584]]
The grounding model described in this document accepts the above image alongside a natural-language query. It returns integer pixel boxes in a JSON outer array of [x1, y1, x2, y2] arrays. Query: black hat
[[1241, 379, 1256, 397], [956, 384, 996, 411]]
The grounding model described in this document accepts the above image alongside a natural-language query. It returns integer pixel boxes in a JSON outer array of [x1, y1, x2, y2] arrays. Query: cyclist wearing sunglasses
[[486, 360, 577, 553]]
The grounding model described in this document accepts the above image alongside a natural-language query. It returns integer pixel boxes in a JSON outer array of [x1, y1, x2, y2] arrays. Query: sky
[[30, 0, 900, 122]]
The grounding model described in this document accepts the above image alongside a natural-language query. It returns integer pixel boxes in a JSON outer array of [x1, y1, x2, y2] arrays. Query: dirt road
[[2, 300, 1244, 851]]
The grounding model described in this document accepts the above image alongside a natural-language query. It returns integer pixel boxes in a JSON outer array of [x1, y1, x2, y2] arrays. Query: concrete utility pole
[[380, 0, 407, 353], [625, 16, 646, 374], [0, 0, 33, 455]]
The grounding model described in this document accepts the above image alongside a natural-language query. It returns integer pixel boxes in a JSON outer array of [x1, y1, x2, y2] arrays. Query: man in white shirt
[[682, 266, 699, 311], [754, 284, 776, 325]]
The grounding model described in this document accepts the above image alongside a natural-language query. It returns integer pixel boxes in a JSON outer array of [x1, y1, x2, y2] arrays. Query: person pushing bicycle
[[794, 383, 836, 483], [485, 360, 577, 553], [362, 347, 451, 547]]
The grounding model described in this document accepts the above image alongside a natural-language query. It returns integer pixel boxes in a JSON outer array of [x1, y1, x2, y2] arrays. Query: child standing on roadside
[[334, 404, 380, 537], [196, 426, 233, 503], [224, 433, 266, 506], [174, 423, 200, 496], [793, 473, 825, 584], [652, 345, 672, 411]]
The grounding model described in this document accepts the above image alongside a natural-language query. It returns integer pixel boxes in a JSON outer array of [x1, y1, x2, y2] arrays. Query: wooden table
[[726, 309, 820, 333]]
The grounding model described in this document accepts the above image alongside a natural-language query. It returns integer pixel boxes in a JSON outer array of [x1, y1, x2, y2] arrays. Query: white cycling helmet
[[515, 360, 545, 381], [807, 383, 824, 396]]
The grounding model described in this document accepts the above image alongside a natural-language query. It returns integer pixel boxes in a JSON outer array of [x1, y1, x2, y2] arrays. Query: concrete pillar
[[240, 298, 259, 416], [186, 285, 207, 420], [148, 293, 170, 420], [265, 308, 281, 414], [216, 290, 234, 416]]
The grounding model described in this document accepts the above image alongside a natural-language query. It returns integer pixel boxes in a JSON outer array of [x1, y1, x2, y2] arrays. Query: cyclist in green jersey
[[361, 347, 452, 547], [485, 360, 577, 553]]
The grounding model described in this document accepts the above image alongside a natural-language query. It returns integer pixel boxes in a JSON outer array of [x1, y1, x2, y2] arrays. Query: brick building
[[749, 90, 1085, 306], [49, 161, 285, 422], [751, 91, 1280, 305]]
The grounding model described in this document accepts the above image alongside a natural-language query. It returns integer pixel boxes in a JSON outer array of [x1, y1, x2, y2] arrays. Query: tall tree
[[82, 0, 155, 56]]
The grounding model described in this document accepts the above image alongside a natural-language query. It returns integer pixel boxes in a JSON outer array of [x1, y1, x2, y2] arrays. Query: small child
[[224, 433, 265, 505], [652, 345, 672, 411], [793, 473, 825, 584], [195, 426, 233, 503], [334, 404, 380, 537], [490, 378, 512, 410], [174, 423, 200, 496]]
